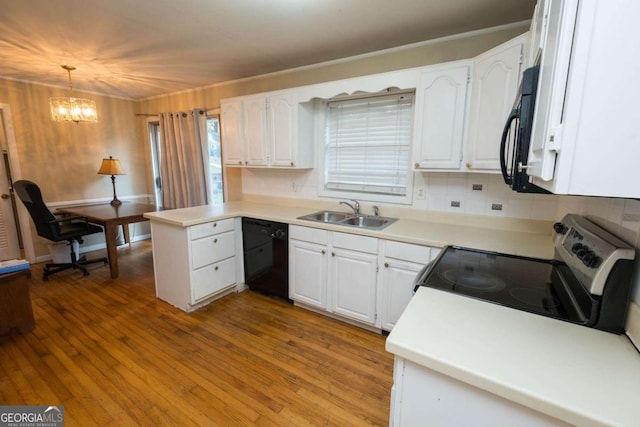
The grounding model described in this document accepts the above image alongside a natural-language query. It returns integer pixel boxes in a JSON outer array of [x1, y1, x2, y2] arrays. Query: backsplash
[[241, 168, 640, 305], [241, 169, 560, 220]]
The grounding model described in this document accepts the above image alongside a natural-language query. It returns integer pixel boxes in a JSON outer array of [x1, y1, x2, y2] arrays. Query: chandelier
[[49, 65, 98, 123]]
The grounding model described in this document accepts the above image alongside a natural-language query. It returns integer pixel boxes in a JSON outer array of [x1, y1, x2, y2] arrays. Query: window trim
[[317, 91, 415, 205]]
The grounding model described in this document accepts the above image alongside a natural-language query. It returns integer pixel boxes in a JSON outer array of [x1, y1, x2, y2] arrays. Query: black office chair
[[13, 180, 108, 280]]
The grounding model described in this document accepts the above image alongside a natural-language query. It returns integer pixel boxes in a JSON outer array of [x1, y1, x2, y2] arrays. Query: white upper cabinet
[[465, 34, 526, 171], [243, 96, 269, 167], [221, 91, 314, 169], [220, 99, 244, 166], [412, 62, 471, 170]]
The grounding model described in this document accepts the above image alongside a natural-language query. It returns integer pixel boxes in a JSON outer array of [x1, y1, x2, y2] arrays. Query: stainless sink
[[300, 210, 351, 223], [297, 210, 397, 230]]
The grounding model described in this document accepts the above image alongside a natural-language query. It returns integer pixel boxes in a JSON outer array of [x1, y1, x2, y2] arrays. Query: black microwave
[[499, 65, 549, 194]]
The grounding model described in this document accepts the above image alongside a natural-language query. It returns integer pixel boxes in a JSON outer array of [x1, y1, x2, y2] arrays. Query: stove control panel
[[554, 214, 635, 295]]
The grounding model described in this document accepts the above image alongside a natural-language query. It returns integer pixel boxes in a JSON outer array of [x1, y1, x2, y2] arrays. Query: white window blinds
[[325, 92, 414, 196]]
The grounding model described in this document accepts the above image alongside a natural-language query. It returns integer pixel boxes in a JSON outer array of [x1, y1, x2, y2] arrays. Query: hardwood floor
[[0, 241, 394, 426]]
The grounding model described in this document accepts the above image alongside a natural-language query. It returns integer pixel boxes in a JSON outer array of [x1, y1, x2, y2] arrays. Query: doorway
[[0, 103, 34, 262]]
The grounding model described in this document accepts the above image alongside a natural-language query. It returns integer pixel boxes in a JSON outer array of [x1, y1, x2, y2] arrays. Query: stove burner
[[509, 287, 560, 310], [441, 269, 506, 292]]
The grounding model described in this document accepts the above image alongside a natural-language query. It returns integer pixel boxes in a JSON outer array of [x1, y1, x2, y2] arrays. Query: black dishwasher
[[241, 218, 290, 302]]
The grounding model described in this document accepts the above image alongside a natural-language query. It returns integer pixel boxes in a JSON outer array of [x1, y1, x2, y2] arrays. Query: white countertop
[[386, 287, 640, 426], [144, 200, 555, 259]]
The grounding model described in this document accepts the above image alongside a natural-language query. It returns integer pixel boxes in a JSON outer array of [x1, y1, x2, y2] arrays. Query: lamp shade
[[97, 156, 125, 175]]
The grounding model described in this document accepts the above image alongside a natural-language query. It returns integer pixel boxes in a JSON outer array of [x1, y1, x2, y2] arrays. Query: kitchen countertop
[[144, 200, 555, 259], [386, 287, 640, 426]]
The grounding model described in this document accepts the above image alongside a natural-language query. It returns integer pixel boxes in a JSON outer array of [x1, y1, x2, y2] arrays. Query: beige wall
[[0, 79, 152, 257], [0, 24, 526, 258], [136, 24, 527, 203]]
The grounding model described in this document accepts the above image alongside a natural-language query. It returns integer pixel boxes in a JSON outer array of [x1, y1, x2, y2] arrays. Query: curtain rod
[[136, 107, 219, 117]]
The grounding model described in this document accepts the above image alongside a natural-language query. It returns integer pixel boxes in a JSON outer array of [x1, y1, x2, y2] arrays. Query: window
[[147, 115, 224, 206], [323, 91, 414, 203]]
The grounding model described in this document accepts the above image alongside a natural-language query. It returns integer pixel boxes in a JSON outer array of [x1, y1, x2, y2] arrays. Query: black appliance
[[499, 65, 549, 194], [241, 218, 290, 302], [414, 215, 635, 334]]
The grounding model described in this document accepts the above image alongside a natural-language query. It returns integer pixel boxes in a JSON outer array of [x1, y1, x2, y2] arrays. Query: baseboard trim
[[34, 235, 151, 264]]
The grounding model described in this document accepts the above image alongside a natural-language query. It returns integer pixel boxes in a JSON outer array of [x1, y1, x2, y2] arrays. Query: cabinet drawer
[[332, 232, 377, 254], [191, 230, 235, 269], [290, 225, 329, 244], [189, 218, 234, 240], [192, 257, 236, 302], [385, 241, 434, 264]]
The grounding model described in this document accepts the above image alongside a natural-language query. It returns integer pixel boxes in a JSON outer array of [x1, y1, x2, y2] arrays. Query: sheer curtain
[[158, 109, 211, 209]]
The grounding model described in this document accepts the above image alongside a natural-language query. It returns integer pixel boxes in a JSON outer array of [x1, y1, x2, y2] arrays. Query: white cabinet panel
[[151, 219, 238, 312], [413, 63, 471, 170], [289, 238, 327, 309], [192, 257, 236, 302], [220, 99, 244, 166], [381, 241, 438, 331], [330, 248, 378, 324], [269, 92, 296, 167], [466, 35, 525, 171], [221, 91, 313, 169], [191, 230, 235, 270], [189, 218, 234, 240], [243, 96, 269, 167], [381, 259, 425, 331]]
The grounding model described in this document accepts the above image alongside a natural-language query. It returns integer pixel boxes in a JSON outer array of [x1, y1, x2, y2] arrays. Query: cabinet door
[[413, 64, 470, 170], [289, 239, 328, 309], [466, 36, 524, 171], [527, 0, 578, 181], [243, 96, 269, 167], [330, 248, 378, 325], [192, 257, 236, 302], [380, 258, 426, 331], [221, 99, 244, 166], [268, 92, 297, 167]]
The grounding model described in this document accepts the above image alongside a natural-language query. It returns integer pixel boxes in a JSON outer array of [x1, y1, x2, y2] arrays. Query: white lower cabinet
[[390, 357, 568, 426], [330, 233, 378, 325], [289, 225, 439, 330], [289, 226, 329, 309], [150, 218, 238, 312], [381, 241, 438, 331], [289, 225, 378, 326]]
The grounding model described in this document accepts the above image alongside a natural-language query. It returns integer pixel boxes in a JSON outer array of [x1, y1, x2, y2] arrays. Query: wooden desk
[[59, 203, 159, 279]]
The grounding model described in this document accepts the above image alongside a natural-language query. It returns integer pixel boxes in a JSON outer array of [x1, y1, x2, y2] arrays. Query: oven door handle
[[413, 260, 436, 293]]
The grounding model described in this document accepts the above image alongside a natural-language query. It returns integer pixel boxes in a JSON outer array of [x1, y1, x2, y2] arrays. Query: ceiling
[[0, 0, 536, 100]]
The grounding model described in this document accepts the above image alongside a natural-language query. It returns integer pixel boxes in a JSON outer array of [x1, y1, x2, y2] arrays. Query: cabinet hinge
[[466, 73, 471, 84], [376, 265, 379, 273]]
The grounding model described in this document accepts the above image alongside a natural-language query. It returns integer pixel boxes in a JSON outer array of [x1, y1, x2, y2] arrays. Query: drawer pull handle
[[331, 252, 335, 257], [321, 249, 326, 255], [213, 223, 217, 227], [384, 262, 389, 268], [214, 238, 218, 243], [214, 266, 219, 271]]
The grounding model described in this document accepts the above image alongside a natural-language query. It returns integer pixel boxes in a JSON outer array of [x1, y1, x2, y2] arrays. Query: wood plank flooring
[[0, 241, 394, 426]]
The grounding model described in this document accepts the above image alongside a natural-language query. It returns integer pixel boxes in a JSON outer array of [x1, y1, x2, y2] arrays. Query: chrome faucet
[[373, 205, 379, 217], [339, 199, 360, 215]]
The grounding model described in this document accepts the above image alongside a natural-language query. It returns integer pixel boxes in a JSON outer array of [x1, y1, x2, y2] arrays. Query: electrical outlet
[[416, 187, 425, 200], [491, 203, 503, 211], [450, 201, 461, 208], [472, 184, 483, 191]]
